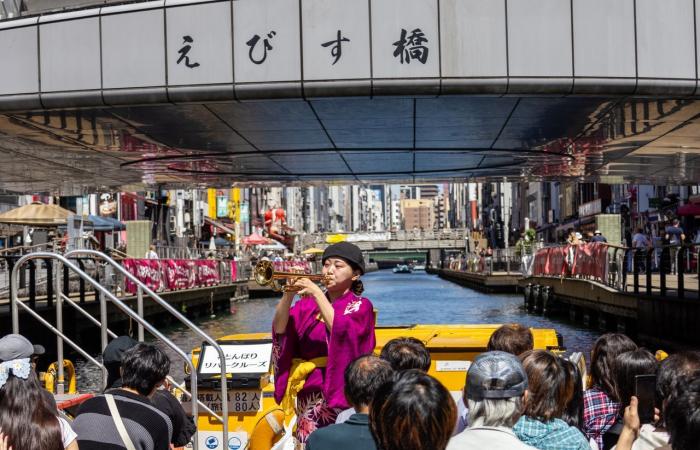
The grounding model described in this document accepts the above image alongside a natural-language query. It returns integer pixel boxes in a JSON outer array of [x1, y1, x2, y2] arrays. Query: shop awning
[[677, 203, 700, 216], [87, 215, 125, 231], [204, 217, 236, 235]]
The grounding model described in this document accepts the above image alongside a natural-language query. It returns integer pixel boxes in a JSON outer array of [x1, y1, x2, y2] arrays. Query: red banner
[[122, 259, 166, 294], [570, 243, 608, 280], [196, 260, 221, 286], [230, 260, 238, 281], [273, 260, 311, 274], [164, 259, 197, 290], [122, 259, 224, 294], [533, 243, 607, 280]]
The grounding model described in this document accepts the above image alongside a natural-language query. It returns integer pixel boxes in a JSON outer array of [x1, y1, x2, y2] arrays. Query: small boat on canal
[[392, 264, 412, 273]]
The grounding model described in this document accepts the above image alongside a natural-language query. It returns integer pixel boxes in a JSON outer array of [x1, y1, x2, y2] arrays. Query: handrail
[[58, 290, 221, 425], [10, 253, 227, 450], [65, 249, 230, 444]]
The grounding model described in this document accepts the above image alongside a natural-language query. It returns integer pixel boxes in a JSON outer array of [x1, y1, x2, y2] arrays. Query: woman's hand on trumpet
[[292, 277, 326, 299]]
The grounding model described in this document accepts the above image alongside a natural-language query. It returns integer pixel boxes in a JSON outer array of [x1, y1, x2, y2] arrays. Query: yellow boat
[[185, 324, 563, 450]]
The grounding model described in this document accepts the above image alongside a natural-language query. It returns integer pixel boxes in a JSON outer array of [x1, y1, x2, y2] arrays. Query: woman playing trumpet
[[271, 242, 376, 447]]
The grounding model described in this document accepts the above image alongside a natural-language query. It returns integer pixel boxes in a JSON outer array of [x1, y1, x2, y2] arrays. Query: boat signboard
[[198, 343, 273, 375]]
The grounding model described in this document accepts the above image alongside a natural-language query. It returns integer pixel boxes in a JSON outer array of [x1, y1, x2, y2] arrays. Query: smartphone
[[635, 374, 656, 424]]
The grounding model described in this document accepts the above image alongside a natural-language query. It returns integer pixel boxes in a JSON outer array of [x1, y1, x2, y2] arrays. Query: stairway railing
[[11, 252, 230, 450]]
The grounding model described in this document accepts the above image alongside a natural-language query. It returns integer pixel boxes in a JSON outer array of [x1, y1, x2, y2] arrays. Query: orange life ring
[[249, 408, 286, 450]]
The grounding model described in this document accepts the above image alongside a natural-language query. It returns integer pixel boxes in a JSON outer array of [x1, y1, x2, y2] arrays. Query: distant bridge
[[300, 229, 471, 259]]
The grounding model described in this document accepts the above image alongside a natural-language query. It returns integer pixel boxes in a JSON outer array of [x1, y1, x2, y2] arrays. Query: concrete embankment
[[428, 268, 522, 294]]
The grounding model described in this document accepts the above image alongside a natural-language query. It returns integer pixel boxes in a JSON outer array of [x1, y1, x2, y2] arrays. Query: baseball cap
[[594, 230, 602, 235], [466, 351, 528, 401], [0, 334, 40, 361], [322, 242, 365, 274], [575, 232, 583, 239], [102, 336, 138, 365]]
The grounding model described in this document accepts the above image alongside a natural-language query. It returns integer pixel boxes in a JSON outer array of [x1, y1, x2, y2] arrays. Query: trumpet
[[254, 260, 332, 292]]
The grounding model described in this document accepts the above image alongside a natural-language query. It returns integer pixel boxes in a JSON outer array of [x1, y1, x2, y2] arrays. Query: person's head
[[149, 244, 156, 251], [612, 348, 657, 407], [102, 335, 139, 389], [664, 371, 700, 450], [589, 333, 637, 396], [560, 358, 585, 430], [321, 242, 365, 295], [656, 351, 700, 413], [120, 343, 170, 396], [0, 334, 45, 373], [520, 350, 572, 422], [672, 219, 680, 227], [370, 369, 456, 450], [379, 337, 431, 372], [636, 228, 644, 234], [487, 324, 534, 356], [594, 230, 602, 236], [465, 351, 529, 428], [0, 339, 62, 450], [344, 355, 393, 412]]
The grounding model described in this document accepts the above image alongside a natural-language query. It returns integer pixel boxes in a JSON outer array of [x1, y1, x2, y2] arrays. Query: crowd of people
[[1, 241, 699, 450]]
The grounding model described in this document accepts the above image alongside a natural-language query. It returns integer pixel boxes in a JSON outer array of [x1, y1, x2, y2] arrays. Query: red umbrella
[[243, 233, 271, 245], [677, 203, 700, 217]]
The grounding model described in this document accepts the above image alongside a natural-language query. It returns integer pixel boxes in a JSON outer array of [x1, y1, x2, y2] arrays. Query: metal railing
[[523, 241, 700, 298], [445, 247, 524, 275], [11, 251, 231, 449]]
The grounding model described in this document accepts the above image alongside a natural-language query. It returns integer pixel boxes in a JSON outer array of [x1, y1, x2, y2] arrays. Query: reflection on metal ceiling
[[1, 96, 700, 193], [2, 0, 700, 193]]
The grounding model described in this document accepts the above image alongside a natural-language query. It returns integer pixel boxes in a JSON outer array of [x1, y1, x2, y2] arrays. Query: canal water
[[77, 270, 602, 390]]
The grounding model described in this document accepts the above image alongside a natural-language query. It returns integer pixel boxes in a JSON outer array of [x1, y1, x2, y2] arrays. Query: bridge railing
[[446, 247, 523, 275]]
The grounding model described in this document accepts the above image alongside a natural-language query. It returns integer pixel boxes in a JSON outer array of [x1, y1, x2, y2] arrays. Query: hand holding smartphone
[[635, 374, 657, 424]]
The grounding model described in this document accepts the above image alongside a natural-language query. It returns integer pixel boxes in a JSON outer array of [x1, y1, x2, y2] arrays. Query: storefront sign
[[578, 198, 601, 218]]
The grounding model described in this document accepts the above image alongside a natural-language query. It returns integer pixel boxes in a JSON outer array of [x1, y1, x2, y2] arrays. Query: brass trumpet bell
[[254, 260, 331, 292]]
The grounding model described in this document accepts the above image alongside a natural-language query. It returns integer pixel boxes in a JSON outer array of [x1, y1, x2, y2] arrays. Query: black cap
[[322, 242, 365, 274], [102, 336, 138, 365]]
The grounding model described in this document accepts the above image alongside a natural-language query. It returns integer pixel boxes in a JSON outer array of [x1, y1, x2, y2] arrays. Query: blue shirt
[[513, 416, 590, 450]]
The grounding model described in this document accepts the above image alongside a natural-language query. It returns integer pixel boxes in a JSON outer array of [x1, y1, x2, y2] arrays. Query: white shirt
[[145, 250, 159, 259], [59, 416, 77, 448], [611, 424, 669, 450], [447, 426, 538, 450]]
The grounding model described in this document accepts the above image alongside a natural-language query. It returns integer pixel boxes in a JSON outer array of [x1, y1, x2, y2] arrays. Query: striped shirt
[[72, 389, 172, 450]]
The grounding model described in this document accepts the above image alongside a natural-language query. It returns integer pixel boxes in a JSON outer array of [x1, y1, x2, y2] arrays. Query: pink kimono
[[272, 290, 376, 443]]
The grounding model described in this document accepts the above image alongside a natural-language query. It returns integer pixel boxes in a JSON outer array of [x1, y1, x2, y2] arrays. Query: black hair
[[0, 371, 63, 450], [379, 337, 431, 372], [656, 351, 700, 412], [612, 348, 657, 407], [344, 354, 394, 408], [351, 278, 364, 296], [370, 370, 456, 450], [120, 343, 171, 396], [665, 371, 700, 450], [589, 333, 637, 397], [560, 358, 585, 431]]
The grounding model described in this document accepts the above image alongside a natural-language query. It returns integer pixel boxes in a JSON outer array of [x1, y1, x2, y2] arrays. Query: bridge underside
[[4, 0, 700, 193], [2, 95, 700, 193]]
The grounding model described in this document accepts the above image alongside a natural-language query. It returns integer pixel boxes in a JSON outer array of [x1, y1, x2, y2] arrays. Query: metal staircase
[[10, 250, 231, 450]]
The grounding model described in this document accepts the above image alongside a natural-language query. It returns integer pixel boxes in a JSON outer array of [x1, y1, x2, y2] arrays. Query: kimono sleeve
[[272, 301, 302, 405], [324, 297, 376, 409]]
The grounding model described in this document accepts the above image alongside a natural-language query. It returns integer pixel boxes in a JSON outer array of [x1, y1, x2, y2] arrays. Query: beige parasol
[[0, 202, 74, 226]]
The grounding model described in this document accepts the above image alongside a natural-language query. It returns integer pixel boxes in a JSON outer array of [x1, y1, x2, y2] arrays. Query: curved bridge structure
[[1, 0, 700, 192]]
